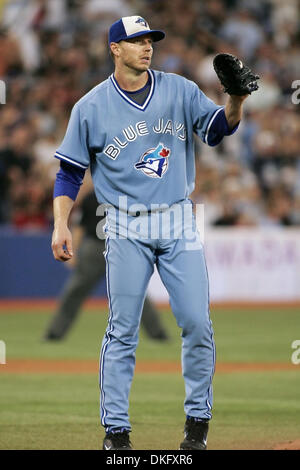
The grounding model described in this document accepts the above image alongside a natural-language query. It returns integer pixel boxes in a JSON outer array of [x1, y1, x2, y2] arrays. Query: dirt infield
[[1, 298, 300, 312], [273, 440, 300, 450], [0, 359, 298, 374]]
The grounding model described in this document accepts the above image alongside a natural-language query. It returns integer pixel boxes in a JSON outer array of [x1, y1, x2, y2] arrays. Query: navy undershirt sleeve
[[207, 108, 239, 146], [53, 160, 85, 201]]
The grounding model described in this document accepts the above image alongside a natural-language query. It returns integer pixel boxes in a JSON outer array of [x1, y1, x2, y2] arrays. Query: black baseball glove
[[213, 53, 260, 96]]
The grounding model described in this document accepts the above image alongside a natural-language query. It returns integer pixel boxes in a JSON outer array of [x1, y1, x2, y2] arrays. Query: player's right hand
[[51, 224, 73, 262]]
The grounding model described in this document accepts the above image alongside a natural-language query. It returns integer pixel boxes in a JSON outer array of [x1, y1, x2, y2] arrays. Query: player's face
[[118, 35, 153, 72]]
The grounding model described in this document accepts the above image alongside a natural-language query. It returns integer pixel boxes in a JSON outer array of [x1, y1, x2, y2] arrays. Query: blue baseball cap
[[109, 16, 165, 45]]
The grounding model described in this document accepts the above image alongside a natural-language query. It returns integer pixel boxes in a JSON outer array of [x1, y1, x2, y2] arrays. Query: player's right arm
[[51, 102, 90, 261], [52, 195, 74, 262], [51, 161, 86, 262]]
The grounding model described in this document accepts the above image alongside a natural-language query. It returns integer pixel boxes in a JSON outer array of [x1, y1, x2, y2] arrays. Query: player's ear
[[110, 42, 120, 60]]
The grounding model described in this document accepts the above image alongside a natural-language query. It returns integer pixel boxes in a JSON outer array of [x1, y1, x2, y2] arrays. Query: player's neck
[[114, 67, 149, 92]]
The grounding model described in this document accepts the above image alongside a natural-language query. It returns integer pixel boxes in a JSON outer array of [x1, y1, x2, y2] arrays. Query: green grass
[[212, 307, 300, 363], [1, 372, 299, 450], [0, 305, 300, 449]]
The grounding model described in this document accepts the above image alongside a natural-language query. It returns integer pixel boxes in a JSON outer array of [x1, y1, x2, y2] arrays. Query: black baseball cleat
[[103, 430, 132, 450], [179, 417, 209, 450]]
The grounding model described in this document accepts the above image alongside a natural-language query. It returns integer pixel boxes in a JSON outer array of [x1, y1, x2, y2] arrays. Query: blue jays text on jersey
[[54, 69, 223, 212], [104, 118, 186, 161]]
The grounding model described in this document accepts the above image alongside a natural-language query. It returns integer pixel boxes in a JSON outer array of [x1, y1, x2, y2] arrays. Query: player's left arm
[[190, 83, 245, 147], [224, 94, 248, 130]]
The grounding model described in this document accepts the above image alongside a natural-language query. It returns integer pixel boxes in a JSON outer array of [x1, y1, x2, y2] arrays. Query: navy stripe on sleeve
[[55, 151, 89, 169], [206, 108, 239, 146], [53, 160, 85, 201]]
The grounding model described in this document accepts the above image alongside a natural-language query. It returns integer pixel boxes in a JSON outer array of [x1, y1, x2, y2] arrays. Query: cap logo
[[135, 17, 148, 28]]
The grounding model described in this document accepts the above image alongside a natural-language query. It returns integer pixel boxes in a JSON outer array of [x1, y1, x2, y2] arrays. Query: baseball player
[[51, 16, 258, 450]]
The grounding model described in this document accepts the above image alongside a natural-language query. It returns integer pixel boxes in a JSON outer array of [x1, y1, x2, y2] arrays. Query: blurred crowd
[[0, 0, 299, 231]]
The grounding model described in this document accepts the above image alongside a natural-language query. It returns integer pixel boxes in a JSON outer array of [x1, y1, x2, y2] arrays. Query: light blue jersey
[[55, 70, 222, 211]]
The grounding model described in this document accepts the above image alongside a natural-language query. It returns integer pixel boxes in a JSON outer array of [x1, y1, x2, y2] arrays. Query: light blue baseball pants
[[99, 201, 216, 432]]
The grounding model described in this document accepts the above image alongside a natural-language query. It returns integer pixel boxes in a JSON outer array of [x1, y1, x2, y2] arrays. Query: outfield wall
[[1, 227, 300, 301], [0, 228, 106, 299]]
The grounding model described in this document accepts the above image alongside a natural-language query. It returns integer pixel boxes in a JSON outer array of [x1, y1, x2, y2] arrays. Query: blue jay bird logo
[[135, 143, 170, 178], [135, 17, 148, 28]]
